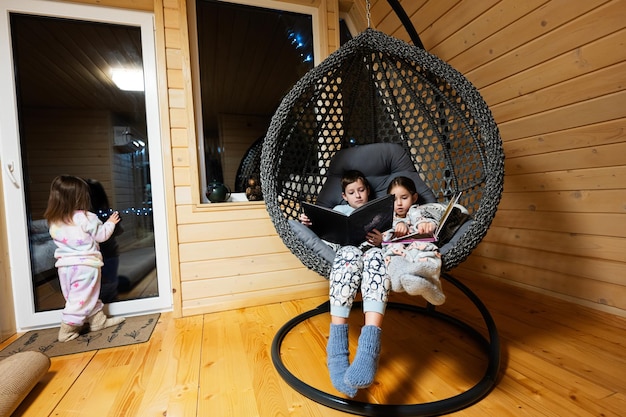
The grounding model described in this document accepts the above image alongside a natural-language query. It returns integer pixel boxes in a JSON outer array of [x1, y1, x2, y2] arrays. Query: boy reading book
[[299, 170, 390, 398], [302, 194, 393, 246]]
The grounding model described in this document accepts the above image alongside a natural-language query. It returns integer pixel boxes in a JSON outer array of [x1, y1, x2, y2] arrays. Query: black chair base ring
[[271, 272, 501, 417]]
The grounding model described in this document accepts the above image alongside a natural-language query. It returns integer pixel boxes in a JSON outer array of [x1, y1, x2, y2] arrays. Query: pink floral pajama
[[58, 264, 104, 326]]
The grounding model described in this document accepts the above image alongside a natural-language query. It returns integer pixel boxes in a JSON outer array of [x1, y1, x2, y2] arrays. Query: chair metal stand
[[271, 272, 500, 417]]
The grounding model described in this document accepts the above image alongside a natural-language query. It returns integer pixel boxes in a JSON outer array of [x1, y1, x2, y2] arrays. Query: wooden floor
[[3, 272, 626, 417]]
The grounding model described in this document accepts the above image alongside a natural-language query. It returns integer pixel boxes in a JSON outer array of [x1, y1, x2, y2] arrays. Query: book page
[[383, 192, 463, 244], [434, 192, 463, 238]]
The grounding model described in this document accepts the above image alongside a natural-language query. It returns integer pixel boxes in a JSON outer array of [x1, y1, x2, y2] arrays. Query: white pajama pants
[[329, 246, 390, 318]]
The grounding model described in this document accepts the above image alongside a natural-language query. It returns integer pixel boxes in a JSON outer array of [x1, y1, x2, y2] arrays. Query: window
[[189, 0, 320, 202]]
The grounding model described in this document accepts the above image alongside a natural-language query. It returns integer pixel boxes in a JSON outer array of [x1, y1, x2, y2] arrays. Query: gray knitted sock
[[344, 325, 381, 389], [326, 324, 357, 397], [401, 274, 446, 305], [405, 250, 441, 280], [386, 256, 410, 293]]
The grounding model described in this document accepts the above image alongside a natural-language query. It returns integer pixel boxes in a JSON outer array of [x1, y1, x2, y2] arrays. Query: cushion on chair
[[439, 218, 473, 255], [288, 219, 337, 263], [0, 351, 51, 417], [316, 143, 437, 208]]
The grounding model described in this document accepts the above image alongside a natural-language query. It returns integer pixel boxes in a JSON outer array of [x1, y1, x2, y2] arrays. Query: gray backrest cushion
[[316, 143, 437, 208], [288, 219, 337, 263]]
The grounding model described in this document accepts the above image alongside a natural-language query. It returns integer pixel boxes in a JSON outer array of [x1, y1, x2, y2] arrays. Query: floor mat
[[0, 313, 160, 358]]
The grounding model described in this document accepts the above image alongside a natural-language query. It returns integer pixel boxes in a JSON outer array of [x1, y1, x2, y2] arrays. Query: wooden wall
[[217, 113, 270, 191], [22, 108, 114, 219], [368, 0, 626, 316], [158, 0, 344, 317]]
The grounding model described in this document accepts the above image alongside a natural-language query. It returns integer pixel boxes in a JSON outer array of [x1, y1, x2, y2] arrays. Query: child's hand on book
[[299, 213, 312, 227], [366, 229, 383, 246], [394, 222, 410, 237], [416, 221, 436, 235]]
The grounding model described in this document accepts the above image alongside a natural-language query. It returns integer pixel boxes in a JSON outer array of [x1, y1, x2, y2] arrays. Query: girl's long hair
[[387, 176, 418, 195], [43, 175, 91, 224]]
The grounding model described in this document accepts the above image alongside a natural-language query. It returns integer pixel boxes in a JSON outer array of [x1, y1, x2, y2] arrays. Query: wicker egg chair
[[260, 8, 504, 416], [234, 136, 263, 193]]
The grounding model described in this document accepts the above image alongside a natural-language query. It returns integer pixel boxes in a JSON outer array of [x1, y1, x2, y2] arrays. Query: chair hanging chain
[[366, 0, 371, 28]]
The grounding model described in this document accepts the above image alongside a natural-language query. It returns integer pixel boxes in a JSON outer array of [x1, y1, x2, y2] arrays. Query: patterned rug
[[0, 313, 160, 358]]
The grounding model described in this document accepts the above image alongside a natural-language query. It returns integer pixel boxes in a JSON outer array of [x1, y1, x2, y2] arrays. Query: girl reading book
[[382, 176, 446, 305]]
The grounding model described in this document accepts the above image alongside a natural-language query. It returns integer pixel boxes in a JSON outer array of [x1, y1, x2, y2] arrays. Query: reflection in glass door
[[0, 0, 171, 330]]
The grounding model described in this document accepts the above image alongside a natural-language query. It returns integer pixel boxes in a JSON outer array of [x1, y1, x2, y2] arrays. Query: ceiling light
[[110, 68, 144, 92]]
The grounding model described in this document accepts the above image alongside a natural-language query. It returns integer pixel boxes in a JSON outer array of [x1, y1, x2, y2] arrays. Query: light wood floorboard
[[3, 273, 626, 416]]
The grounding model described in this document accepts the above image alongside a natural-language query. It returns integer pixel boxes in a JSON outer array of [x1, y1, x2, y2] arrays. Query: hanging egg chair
[[261, 2, 504, 415]]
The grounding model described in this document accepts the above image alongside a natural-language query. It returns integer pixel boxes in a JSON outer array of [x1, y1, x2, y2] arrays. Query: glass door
[[0, 0, 172, 330]]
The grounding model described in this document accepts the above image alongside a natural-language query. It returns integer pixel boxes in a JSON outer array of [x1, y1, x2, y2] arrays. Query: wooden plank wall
[[369, 0, 626, 316], [159, 0, 341, 317], [22, 108, 115, 219], [217, 113, 270, 191]]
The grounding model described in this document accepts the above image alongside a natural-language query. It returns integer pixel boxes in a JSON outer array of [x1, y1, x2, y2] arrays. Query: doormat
[[0, 313, 160, 359]]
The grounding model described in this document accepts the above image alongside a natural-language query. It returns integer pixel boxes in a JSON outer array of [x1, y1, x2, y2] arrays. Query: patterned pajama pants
[[58, 264, 104, 326], [329, 246, 391, 318]]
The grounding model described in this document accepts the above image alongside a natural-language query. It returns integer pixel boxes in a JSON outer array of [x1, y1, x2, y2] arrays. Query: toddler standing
[[44, 175, 125, 342]]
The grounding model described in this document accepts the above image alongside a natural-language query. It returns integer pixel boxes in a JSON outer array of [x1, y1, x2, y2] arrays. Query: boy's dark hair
[[387, 175, 418, 195], [341, 170, 370, 192]]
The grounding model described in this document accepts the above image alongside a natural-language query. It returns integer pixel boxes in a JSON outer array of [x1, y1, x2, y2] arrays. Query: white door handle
[[5, 162, 20, 188]]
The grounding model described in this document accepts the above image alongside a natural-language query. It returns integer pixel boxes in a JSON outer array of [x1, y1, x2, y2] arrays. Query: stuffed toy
[[245, 174, 263, 201]]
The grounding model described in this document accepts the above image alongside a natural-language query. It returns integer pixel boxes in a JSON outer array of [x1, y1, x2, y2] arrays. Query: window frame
[[186, 0, 326, 206]]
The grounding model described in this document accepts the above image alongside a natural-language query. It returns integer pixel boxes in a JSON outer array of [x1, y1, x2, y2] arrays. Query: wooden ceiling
[[195, 0, 315, 136], [10, 13, 146, 125], [9, 1, 320, 138]]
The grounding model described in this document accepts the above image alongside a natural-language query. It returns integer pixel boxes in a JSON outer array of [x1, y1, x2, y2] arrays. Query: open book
[[383, 192, 463, 244], [302, 194, 394, 246]]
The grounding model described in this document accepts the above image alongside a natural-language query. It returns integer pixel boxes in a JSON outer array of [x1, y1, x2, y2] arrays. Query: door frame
[[0, 0, 172, 331]]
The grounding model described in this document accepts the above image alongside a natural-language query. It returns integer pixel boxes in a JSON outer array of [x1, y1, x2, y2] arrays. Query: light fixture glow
[[110, 68, 144, 92]]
